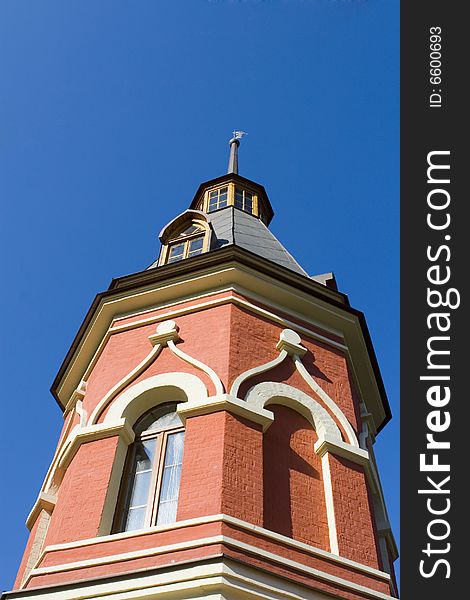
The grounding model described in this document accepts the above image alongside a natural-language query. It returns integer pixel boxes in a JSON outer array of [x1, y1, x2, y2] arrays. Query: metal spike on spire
[[227, 130, 247, 174]]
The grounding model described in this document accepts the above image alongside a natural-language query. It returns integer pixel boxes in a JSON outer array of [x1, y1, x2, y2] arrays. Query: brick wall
[[263, 404, 329, 549], [329, 454, 380, 568], [43, 437, 119, 546]]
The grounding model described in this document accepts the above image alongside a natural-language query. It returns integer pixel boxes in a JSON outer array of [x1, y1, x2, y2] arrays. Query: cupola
[[151, 133, 307, 275]]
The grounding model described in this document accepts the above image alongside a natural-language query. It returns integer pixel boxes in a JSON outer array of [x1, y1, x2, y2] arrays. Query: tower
[[7, 136, 398, 600]]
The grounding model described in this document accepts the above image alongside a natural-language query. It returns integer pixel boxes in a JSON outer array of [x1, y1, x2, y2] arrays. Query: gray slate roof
[[148, 206, 310, 277], [207, 207, 308, 276]]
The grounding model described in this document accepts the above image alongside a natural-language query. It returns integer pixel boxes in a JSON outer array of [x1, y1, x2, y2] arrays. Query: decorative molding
[[314, 438, 370, 467], [230, 350, 288, 398], [52, 260, 389, 448], [275, 329, 307, 357], [11, 561, 394, 600], [231, 328, 358, 449], [89, 319, 224, 425], [25, 493, 57, 531], [111, 288, 346, 350], [55, 272, 355, 410], [167, 339, 224, 396], [64, 380, 87, 415], [26, 533, 393, 599], [177, 394, 274, 431], [57, 419, 135, 471], [88, 342, 164, 425], [148, 319, 180, 346], [245, 382, 343, 444], [29, 535, 225, 577], [293, 356, 359, 447], [320, 454, 339, 556], [103, 372, 207, 425], [37, 513, 390, 581]]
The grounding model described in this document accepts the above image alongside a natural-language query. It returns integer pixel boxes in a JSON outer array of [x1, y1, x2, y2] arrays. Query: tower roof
[[148, 204, 308, 275]]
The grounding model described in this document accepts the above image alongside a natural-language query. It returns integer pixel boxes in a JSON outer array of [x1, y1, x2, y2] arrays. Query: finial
[[227, 130, 247, 174]]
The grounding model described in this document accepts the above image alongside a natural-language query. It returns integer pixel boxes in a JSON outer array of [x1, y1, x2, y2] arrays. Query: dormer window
[[167, 224, 205, 264], [234, 187, 253, 214], [208, 187, 228, 212], [159, 217, 210, 266]]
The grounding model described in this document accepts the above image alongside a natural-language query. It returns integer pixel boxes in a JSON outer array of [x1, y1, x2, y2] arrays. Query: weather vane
[[231, 130, 247, 141], [227, 130, 247, 174]]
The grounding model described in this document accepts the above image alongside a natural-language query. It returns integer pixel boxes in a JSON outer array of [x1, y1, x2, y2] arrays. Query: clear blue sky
[[0, 0, 399, 591]]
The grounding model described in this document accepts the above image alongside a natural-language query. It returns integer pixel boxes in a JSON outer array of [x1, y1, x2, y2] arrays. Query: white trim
[[25, 493, 57, 532], [64, 381, 86, 415], [102, 372, 207, 426], [177, 394, 274, 431], [321, 453, 339, 555], [275, 329, 308, 357], [29, 536, 225, 577], [59, 283, 348, 414], [54, 265, 387, 443], [230, 350, 288, 398], [57, 419, 134, 471], [294, 356, 359, 447], [36, 513, 390, 581], [6, 560, 392, 600], [30, 373, 209, 531], [245, 382, 342, 444], [27, 535, 393, 599], [39, 411, 77, 502], [87, 343, 164, 425], [167, 339, 224, 395], [110, 290, 347, 351], [43, 514, 224, 551], [314, 438, 369, 467], [223, 537, 393, 599]]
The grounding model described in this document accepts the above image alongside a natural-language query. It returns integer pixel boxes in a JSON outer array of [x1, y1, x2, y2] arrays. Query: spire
[[227, 130, 247, 174]]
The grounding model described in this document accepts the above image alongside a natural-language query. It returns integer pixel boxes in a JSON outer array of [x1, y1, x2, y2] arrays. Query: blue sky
[[0, 0, 399, 590]]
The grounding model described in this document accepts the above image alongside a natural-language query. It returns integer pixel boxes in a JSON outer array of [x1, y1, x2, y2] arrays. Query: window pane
[[180, 224, 202, 237], [244, 197, 253, 213], [129, 471, 152, 506], [234, 188, 243, 209], [138, 409, 181, 435], [165, 430, 185, 465], [156, 432, 185, 526], [135, 440, 156, 472], [218, 198, 228, 208], [168, 243, 184, 263], [124, 506, 146, 532], [122, 438, 157, 532], [208, 199, 218, 212], [188, 237, 203, 257]]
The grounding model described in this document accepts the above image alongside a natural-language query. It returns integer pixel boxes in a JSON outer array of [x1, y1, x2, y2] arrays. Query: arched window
[[158, 216, 211, 266], [113, 403, 185, 533]]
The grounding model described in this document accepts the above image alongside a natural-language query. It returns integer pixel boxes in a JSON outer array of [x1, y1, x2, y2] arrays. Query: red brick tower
[[7, 136, 398, 600]]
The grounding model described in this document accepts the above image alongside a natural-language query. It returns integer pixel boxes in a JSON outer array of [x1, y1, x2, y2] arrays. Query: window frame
[[197, 183, 261, 217], [159, 218, 210, 266], [112, 407, 185, 533], [166, 234, 205, 264], [234, 186, 254, 214], [207, 186, 229, 212]]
